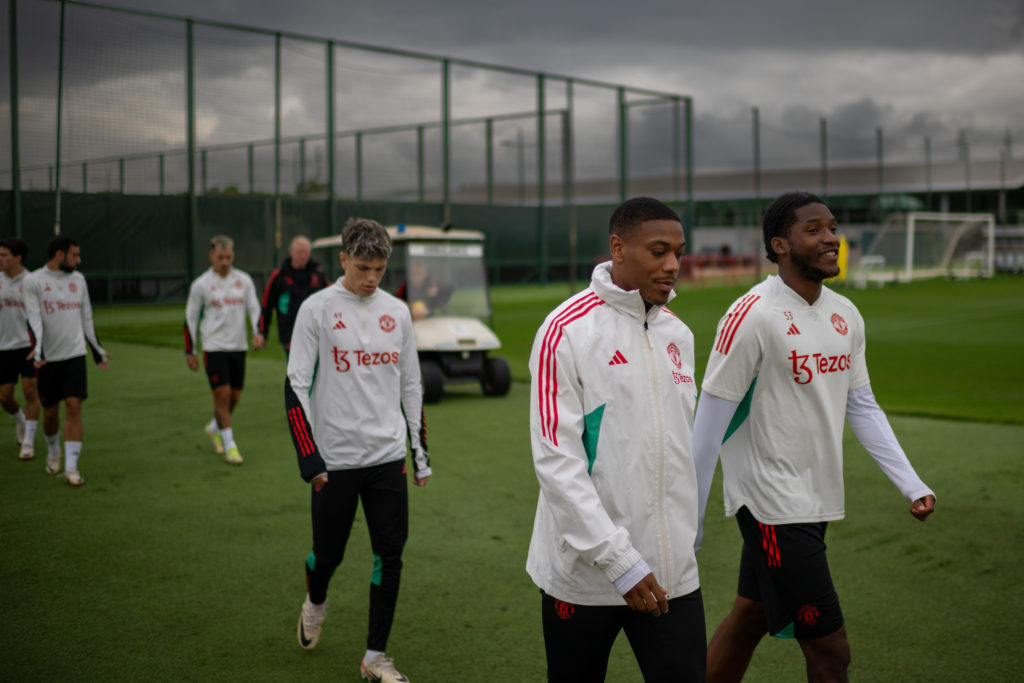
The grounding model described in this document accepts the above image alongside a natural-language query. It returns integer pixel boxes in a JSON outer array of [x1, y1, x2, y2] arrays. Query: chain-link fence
[[2, 0, 1021, 300]]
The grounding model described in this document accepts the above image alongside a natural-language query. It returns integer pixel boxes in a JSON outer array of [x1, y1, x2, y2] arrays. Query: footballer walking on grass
[[693, 192, 936, 683], [286, 218, 430, 683], [184, 235, 265, 465], [0, 237, 41, 461], [527, 197, 706, 682], [23, 236, 110, 486]]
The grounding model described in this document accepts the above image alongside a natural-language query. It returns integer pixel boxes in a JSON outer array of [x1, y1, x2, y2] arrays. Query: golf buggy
[[312, 225, 512, 403]]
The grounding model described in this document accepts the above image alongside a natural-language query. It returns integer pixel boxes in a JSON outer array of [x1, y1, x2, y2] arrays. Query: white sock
[[23, 420, 38, 443], [45, 432, 61, 455], [13, 408, 26, 426], [364, 649, 384, 664], [65, 441, 82, 471], [208, 417, 219, 432], [220, 427, 236, 450]]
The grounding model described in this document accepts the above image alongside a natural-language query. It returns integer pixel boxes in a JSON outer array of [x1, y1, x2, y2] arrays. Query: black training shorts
[[203, 351, 246, 390], [0, 347, 36, 385], [36, 355, 88, 407], [735, 506, 844, 640]]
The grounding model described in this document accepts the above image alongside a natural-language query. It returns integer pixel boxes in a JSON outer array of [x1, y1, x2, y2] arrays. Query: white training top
[[526, 262, 700, 606], [702, 275, 870, 524], [286, 281, 428, 474], [24, 267, 107, 363], [0, 269, 32, 351], [184, 268, 261, 353]]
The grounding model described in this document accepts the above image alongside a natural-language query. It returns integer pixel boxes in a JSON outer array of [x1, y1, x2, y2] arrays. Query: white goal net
[[858, 212, 996, 286]]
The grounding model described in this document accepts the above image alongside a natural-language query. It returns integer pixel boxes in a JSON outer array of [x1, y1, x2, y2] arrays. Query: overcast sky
[[105, 0, 1023, 139], [5, 0, 1022, 192]]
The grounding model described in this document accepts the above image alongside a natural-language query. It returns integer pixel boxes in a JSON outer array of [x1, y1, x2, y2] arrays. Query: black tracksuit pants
[[305, 459, 408, 652]]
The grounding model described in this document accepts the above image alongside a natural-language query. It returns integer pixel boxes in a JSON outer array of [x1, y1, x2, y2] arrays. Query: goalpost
[[858, 212, 996, 286]]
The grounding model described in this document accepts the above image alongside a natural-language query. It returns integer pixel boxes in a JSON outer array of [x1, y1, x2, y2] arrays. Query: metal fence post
[[356, 131, 363, 201], [9, 0, 22, 236], [684, 97, 694, 245], [820, 117, 828, 201], [485, 117, 493, 205], [672, 96, 681, 201], [54, 0, 67, 235], [441, 58, 451, 225], [417, 125, 424, 202], [617, 86, 627, 202], [752, 107, 761, 222], [537, 73, 546, 284], [876, 127, 884, 222], [247, 144, 254, 194], [924, 136, 932, 211], [326, 40, 336, 235], [564, 78, 577, 292], [185, 18, 197, 282]]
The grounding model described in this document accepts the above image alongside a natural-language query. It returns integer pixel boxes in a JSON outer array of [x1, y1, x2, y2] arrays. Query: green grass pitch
[[1, 276, 1022, 681]]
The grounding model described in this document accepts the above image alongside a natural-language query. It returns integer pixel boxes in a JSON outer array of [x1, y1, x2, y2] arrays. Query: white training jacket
[[526, 262, 701, 606], [24, 267, 107, 363], [284, 281, 429, 480], [184, 268, 261, 354], [0, 269, 32, 351]]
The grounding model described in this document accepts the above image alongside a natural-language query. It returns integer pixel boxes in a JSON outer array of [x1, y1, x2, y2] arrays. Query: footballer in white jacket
[[285, 218, 428, 683], [528, 198, 706, 682]]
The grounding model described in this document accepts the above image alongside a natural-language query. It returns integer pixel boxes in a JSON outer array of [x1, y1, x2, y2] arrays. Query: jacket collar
[[590, 261, 675, 324]]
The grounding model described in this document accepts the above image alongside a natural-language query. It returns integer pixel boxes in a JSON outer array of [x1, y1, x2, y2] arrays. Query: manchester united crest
[[68, 282, 77, 293], [830, 313, 848, 336], [379, 314, 396, 333], [667, 342, 682, 369]]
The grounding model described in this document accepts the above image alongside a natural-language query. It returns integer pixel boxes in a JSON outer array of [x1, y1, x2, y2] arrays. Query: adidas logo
[[786, 323, 800, 335], [608, 350, 628, 365], [333, 319, 346, 330]]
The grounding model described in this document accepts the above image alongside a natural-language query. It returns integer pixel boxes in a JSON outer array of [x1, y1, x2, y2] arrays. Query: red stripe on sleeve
[[288, 407, 315, 456], [537, 294, 604, 446], [716, 295, 760, 355]]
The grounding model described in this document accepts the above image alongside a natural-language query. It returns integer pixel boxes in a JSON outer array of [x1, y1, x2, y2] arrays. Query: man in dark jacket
[[259, 236, 329, 357]]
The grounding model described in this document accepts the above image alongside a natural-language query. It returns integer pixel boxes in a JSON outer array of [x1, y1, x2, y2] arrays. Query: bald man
[[259, 236, 329, 359]]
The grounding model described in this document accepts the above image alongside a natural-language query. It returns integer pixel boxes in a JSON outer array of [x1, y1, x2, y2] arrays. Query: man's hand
[[623, 572, 669, 616], [311, 472, 328, 488], [413, 473, 430, 487], [910, 494, 935, 521], [186, 354, 199, 372], [252, 334, 266, 351], [99, 361, 110, 371]]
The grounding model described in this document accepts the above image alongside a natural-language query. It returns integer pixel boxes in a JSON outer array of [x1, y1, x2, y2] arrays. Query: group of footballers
[[3, 192, 936, 682], [528, 193, 935, 682], [2, 235, 109, 487]]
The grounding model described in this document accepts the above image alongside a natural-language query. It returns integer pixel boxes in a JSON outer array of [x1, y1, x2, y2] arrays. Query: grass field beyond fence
[[2, 276, 1022, 681]]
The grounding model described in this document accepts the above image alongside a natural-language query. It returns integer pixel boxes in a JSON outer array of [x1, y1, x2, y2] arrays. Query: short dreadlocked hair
[[341, 218, 392, 261], [762, 192, 825, 263], [609, 197, 681, 238]]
